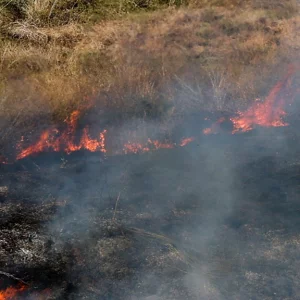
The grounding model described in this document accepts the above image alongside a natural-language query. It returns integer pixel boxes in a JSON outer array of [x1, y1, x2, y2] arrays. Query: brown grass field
[[0, 0, 299, 139]]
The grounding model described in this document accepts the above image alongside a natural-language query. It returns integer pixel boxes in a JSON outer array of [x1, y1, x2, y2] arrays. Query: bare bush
[[7, 21, 48, 43]]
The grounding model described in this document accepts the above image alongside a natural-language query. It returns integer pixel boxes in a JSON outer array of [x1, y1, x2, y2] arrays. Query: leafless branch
[[112, 192, 121, 221], [0, 270, 29, 286], [48, 0, 59, 19]]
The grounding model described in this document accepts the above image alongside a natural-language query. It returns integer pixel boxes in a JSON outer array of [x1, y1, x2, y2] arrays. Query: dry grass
[[0, 0, 299, 143]]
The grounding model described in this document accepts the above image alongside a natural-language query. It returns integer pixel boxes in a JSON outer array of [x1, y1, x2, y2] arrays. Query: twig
[[0, 271, 29, 286], [127, 227, 201, 267], [0, 0, 14, 11], [26, 158, 40, 170], [112, 192, 121, 221], [48, 0, 59, 19]]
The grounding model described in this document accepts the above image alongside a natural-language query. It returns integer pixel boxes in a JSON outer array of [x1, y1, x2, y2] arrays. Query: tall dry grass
[[0, 0, 299, 147]]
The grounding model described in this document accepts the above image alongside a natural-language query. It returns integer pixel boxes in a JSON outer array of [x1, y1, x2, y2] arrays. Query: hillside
[[0, 0, 299, 146]]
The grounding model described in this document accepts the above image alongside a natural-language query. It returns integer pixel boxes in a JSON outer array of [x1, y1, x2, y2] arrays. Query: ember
[[122, 137, 194, 154], [123, 142, 151, 154], [180, 137, 195, 147]]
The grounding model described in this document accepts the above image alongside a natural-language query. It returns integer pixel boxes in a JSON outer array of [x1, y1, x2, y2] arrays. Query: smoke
[[2, 66, 300, 299], [25, 114, 242, 299]]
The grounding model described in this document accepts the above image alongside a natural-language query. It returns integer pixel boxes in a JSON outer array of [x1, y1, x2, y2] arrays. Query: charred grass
[[2, 128, 300, 298]]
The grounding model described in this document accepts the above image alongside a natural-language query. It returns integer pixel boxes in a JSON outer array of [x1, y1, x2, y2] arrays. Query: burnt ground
[[1, 120, 300, 299]]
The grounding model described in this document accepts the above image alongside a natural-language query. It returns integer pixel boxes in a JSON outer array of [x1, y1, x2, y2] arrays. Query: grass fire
[[0, 0, 300, 299], [1, 65, 298, 163]]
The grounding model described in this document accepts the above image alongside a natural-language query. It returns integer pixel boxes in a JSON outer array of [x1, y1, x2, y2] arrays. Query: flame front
[[2, 66, 298, 163], [0, 285, 26, 300], [16, 108, 195, 159]]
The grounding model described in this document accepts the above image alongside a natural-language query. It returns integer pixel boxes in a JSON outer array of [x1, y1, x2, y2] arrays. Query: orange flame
[[180, 137, 195, 147], [204, 65, 299, 135], [203, 128, 213, 135], [78, 128, 107, 153], [0, 285, 26, 300], [230, 65, 297, 133], [123, 142, 150, 154], [16, 110, 107, 160], [203, 117, 226, 135]]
